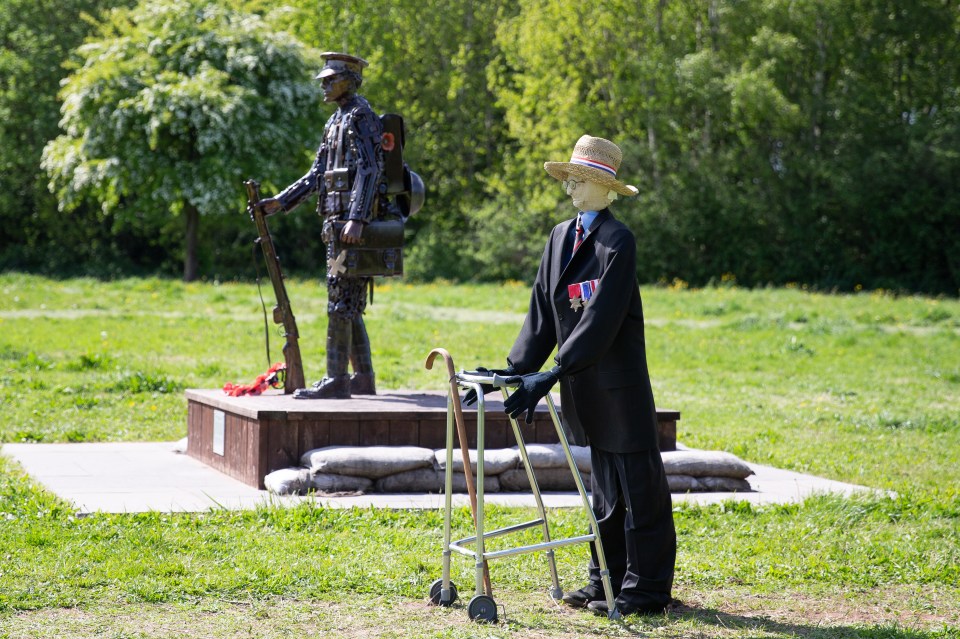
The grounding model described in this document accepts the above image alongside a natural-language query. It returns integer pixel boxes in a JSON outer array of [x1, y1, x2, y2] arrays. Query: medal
[[567, 279, 598, 312]]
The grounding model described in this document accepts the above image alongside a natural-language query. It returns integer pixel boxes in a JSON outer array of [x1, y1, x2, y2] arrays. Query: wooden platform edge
[[186, 389, 680, 488]]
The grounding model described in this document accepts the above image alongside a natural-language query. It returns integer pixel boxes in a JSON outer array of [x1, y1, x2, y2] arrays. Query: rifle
[[244, 179, 306, 394]]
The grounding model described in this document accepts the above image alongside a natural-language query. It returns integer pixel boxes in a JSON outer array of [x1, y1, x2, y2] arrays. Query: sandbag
[[435, 448, 520, 475], [300, 446, 436, 479], [661, 450, 753, 479], [264, 468, 311, 495], [452, 472, 500, 494], [698, 476, 752, 492], [310, 473, 373, 494], [514, 443, 592, 474], [375, 468, 441, 493], [172, 437, 188, 454], [666, 474, 700, 492], [374, 469, 499, 493], [499, 468, 589, 492], [667, 474, 753, 493]]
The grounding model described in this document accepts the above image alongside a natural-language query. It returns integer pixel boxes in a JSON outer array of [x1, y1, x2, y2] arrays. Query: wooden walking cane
[[425, 348, 493, 597]]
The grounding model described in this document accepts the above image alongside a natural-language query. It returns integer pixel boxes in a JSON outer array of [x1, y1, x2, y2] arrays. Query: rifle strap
[[252, 238, 272, 369]]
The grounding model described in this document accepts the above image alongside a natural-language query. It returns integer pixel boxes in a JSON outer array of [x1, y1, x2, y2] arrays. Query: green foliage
[[110, 370, 184, 394], [40, 0, 324, 279], [0, 0, 139, 277], [2, 0, 960, 293], [483, 0, 960, 292]]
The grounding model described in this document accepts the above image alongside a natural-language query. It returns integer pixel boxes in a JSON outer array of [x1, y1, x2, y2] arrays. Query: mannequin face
[[321, 73, 353, 103], [564, 177, 617, 211]]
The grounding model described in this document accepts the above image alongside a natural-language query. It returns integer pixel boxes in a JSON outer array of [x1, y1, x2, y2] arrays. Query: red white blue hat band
[[571, 155, 617, 176], [544, 135, 639, 197]]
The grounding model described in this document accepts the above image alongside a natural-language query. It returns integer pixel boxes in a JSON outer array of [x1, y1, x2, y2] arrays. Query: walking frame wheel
[[467, 594, 498, 623], [428, 578, 458, 607]]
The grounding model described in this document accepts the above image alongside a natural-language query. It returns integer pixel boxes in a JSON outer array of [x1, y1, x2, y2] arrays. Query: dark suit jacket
[[507, 209, 659, 453]]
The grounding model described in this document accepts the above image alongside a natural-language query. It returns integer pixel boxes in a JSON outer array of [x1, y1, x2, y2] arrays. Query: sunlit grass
[[1, 273, 958, 636]]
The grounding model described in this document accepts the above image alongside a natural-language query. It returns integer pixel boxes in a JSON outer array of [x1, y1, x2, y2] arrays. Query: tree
[[0, 0, 130, 274], [485, 0, 696, 279], [15, 0, 959, 292], [488, 0, 960, 292], [42, 0, 323, 281]]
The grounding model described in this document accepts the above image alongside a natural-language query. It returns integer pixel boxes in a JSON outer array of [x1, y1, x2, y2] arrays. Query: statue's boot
[[350, 372, 376, 395], [294, 374, 350, 399], [294, 318, 352, 399], [349, 317, 376, 395]]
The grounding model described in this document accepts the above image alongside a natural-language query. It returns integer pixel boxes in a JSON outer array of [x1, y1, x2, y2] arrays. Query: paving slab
[[1, 441, 873, 515]]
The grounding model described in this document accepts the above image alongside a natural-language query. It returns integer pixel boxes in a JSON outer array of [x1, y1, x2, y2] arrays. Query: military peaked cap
[[315, 52, 369, 80]]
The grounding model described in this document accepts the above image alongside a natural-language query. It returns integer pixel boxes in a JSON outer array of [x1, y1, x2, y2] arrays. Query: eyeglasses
[[562, 179, 584, 191]]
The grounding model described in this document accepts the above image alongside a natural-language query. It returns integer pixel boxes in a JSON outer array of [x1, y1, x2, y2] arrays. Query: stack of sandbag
[[661, 450, 754, 492], [498, 444, 591, 491], [377, 447, 518, 493], [263, 444, 754, 496]]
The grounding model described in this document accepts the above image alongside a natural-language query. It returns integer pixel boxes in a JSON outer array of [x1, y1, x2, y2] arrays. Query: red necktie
[[573, 216, 585, 251]]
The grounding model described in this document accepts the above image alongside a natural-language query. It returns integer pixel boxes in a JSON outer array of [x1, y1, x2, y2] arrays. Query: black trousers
[[587, 447, 676, 609]]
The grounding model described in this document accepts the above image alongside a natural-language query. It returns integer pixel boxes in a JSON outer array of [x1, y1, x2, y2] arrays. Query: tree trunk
[[183, 202, 199, 282]]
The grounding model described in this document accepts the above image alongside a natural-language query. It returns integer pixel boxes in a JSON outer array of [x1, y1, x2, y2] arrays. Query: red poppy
[[382, 132, 396, 152]]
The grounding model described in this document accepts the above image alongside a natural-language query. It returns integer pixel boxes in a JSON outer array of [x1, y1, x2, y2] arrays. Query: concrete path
[[1, 441, 873, 515]]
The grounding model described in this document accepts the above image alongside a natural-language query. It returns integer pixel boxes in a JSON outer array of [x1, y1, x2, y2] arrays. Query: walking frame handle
[[457, 370, 518, 389]]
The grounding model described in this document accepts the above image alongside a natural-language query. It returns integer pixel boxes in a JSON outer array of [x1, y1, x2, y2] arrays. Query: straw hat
[[544, 135, 638, 197]]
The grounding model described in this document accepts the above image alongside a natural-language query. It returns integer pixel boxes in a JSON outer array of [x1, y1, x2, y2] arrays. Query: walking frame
[[425, 348, 619, 622]]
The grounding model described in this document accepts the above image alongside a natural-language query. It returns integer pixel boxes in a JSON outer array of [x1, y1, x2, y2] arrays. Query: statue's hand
[[256, 198, 282, 217], [340, 220, 364, 244]]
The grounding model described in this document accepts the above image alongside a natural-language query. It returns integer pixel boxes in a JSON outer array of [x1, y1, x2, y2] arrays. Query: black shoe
[[587, 599, 668, 617], [561, 586, 605, 609], [293, 375, 350, 399]]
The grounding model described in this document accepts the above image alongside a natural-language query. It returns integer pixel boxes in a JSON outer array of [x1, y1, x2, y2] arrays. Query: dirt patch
[[675, 584, 960, 632], [1, 586, 957, 638]]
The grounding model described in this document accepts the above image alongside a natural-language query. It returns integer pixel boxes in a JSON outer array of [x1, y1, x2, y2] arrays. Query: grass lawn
[[1, 273, 958, 638]]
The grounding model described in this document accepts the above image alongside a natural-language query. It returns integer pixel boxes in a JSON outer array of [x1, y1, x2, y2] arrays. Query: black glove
[[502, 368, 560, 424], [463, 365, 515, 406]]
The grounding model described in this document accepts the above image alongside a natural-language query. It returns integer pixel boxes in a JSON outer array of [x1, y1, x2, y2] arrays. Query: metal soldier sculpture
[[258, 53, 397, 399]]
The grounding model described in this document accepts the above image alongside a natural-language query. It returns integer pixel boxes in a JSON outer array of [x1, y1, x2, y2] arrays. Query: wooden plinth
[[186, 389, 680, 489]]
